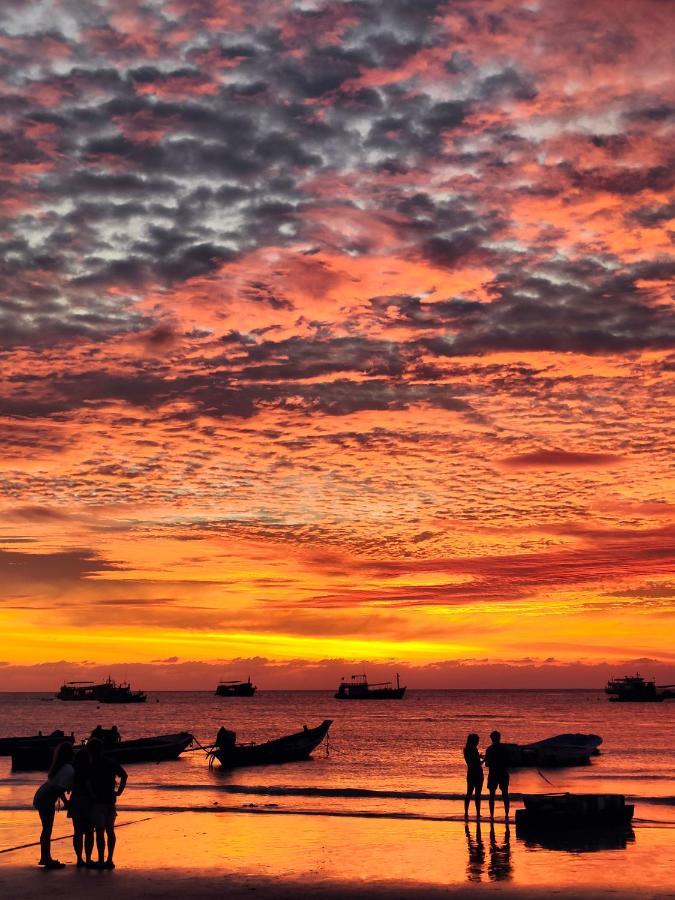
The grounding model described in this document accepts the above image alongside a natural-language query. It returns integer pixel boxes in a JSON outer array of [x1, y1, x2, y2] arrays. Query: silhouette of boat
[[56, 677, 146, 703], [335, 673, 406, 699], [210, 720, 332, 768], [11, 731, 194, 770], [515, 793, 634, 836], [11, 734, 76, 771], [215, 677, 256, 697], [504, 733, 602, 768], [605, 673, 675, 702], [0, 730, 72, 757]]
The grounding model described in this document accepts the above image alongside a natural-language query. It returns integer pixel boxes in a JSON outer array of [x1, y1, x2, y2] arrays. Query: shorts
[[466, 770, 484, 793], [33, 783, 59, 812], [487, 772, 510, 793], [91, 803, 117, 829], [67, 795, 92, 828]]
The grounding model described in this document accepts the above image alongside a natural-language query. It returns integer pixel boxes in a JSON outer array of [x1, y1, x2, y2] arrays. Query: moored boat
[[101, 731, 194, 764], [210, 720, 332, 768], [215, 677, 256, 697], [335, 673, 406, 699], [11, 734, 76, 771], [515, 793, 634, 833], [605, 673, 675, 702], [505, 733, 602, 768], [0, 730, 70, 756], [56, 677, 146, 703]]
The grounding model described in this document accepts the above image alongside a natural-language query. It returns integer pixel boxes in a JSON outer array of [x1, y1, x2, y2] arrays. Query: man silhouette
[[484, 730, 510, 821], [88, 738, 127, 869]]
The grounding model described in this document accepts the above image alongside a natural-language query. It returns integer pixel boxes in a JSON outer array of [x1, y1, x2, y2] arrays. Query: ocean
[[1, 689, 673, 854]]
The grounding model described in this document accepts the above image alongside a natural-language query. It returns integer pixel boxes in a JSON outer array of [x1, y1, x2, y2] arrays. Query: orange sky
[[1, 0, 674, 688]]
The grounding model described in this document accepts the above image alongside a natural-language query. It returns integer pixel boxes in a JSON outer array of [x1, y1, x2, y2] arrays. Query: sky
[[1, 0, 674, 689]]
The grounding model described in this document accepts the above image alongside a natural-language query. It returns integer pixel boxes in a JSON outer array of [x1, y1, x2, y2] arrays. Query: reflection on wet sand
[[464, 821, 512, 882], [464, 822, 484, 882]]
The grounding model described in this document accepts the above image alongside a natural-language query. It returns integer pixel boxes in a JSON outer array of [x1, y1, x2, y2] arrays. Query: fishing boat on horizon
[[605, 673, 675, 702], [56, 676, 146, 704], [335, 673, 406, 700], [215, 677, 256, 697]]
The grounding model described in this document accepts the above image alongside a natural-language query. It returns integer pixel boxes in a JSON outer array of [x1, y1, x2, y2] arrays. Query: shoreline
[[1, 809, 674, 900]]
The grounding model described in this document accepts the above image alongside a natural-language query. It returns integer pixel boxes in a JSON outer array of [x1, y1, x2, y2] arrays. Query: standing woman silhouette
[[33, 742, 75, 868], [463, 733, 484, 820]]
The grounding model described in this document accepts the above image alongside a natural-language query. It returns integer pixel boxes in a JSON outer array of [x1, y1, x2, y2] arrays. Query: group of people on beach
[[463, 730, 510, 821], [33, 737, 127, 870]]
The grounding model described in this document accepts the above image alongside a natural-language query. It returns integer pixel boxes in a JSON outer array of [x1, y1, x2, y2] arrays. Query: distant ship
[[335, 673, 406, 700], [56, 677, 147, 704], [605, 673, 674, 703], [215, 677, 256, 697]]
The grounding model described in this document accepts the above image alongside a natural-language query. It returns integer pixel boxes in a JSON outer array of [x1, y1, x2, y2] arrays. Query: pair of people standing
[[463, 730, 510, 820], [32, 738, 127, 869]]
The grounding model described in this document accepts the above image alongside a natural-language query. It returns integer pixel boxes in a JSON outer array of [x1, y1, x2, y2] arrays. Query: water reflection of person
[[464, 821, 485, 883], [488, 822, 512, 882]]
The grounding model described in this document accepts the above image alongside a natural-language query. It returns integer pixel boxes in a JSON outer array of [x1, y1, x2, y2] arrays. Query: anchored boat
[[515, 793, 634, 834], [215, 677, 256, 697], [56, 677, 146, 704], [335, 673, 406, 699], [505, 733, 602, 768], [11, 731, 194, 770], [605, 673, 675, 702], [210, 720, 332, 768]]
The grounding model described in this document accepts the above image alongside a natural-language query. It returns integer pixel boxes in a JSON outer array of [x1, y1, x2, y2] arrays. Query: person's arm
[[115, 764, 128, 797]]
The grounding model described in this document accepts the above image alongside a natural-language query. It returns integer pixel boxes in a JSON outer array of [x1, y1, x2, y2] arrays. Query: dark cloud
[[501, 450, 624, 470]]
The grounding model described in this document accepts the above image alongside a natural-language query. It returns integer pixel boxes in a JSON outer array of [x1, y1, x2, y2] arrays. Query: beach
[[2, 808, 674, 899]]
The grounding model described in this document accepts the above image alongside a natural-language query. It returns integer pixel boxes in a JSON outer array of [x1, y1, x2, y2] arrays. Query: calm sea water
[[1, 689, 673, 852]]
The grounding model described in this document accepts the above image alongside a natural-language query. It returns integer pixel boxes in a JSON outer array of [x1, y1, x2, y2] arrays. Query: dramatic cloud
[[1, 0, 673, 683]]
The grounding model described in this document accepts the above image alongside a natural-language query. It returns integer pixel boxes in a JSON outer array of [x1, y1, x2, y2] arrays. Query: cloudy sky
[[1, 0, 674, 688]]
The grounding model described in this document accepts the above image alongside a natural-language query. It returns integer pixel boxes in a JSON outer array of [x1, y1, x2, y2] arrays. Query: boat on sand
[[210, 720, 332, 769], [515, 792, 634, 834]]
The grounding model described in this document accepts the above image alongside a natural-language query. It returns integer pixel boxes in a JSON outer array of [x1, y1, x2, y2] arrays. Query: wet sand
[[1, 810, 673, 899]]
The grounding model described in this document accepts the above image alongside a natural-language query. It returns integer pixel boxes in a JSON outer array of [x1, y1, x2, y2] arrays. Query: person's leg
[[474, 778, 483, 818], [502, 781, 510, 819], [95, 826, 106, 864], [464, 778, 471, 818], [488, 786, 496, 820], [84, 826, 94, 863], [105, 821, 116, 866], [73, 824, 84, 864], [38, 806, 55, 864]]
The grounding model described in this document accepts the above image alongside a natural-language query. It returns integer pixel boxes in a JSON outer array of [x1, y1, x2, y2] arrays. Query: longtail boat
[[0, 730, 70, 756], [11, 731, 193, 770], [504, 733, 602, 768], [210, 720, 332, 769]]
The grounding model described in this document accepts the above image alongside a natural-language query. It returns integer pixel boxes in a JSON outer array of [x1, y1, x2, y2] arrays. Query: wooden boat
[[0, 730, 70, 756], [11, 734, 76, 771], [515, 793, 634, 834], [56, 676, 146, 703], [101, 731, 194, 764], [215, 677, 256, 697], [605, 673, 675, 702], [335, 673, 406, 699], [210, 720, 332, 769], [12, 732, 193, 770], [504, 733, 602, 768]]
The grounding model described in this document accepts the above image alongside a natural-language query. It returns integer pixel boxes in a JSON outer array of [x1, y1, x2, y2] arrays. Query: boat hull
[[213, 720, 331, 768], [516, 794, 634, 835], [11, 736, 76, 771], [11, 732, 193, 770], [0, 731, 70, 756], [215, 684, 256, 697]]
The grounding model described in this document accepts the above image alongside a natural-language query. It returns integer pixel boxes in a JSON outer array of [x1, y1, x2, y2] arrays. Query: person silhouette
[[88, 738, 127, 869], [484, 730, 510, 821], [32, 742, 74, 869], [463, 733, 484, 819], [68, 746, 95, 867]]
